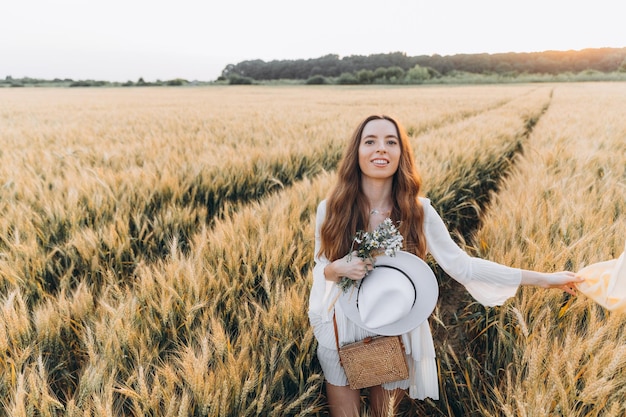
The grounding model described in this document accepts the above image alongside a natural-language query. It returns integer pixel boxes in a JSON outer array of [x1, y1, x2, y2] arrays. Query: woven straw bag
[[333, 314, 409, 389]]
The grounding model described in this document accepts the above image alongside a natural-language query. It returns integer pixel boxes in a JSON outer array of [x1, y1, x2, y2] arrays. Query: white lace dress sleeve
[[421, 197, 522, 304]]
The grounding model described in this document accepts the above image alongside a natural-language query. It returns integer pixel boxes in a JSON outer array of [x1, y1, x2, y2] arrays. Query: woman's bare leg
[[325, 382, 361, 417], [368, 386, 405, 417]]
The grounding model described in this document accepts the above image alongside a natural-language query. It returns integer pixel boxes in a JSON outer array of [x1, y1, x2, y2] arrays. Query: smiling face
[[358, 118, 401, 182]]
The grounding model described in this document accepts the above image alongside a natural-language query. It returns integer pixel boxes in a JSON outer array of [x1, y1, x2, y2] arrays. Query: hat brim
[[338, 251, 438, 335]]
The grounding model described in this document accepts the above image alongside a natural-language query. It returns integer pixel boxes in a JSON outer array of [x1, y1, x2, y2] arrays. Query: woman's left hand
[[521, 270, 584, 296], [545, 271, 585, 296]]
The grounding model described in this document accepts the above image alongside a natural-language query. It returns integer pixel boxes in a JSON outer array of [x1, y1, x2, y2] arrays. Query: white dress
[[308, 197, 521, 400]]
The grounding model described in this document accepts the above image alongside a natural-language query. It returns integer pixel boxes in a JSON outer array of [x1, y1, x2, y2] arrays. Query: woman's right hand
[[324, 252, 374, 282]]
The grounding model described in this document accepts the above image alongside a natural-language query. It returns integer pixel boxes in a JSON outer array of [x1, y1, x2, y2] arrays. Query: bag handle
[[333, 312, 348, 367], [332, 312, 341, 352], [334, 312, 405, 351]]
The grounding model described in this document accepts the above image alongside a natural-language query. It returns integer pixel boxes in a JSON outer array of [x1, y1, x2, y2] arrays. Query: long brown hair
[[319, 115, 427, 261]]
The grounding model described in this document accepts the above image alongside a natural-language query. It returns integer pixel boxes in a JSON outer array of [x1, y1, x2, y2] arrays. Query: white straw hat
[[338, 251, 439, 335], [577, 241, 626, 313]]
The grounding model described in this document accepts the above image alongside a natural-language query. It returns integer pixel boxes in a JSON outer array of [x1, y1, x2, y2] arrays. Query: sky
[[2, 0, 624, 82]]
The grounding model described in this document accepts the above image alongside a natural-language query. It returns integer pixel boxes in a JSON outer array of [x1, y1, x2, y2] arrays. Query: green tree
[[337, 72, 359, 85], [305, 75, 328, 85], [165, 78, 187, 86], [407, 64, 430, 83], [373, 67, 387, 81], [356, 69, 374, 84], [228, 74, 254, 85], [385, 66, 405, 82]]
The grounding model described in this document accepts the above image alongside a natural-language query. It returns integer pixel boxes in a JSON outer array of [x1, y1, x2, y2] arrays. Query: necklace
[[370, 208, 391, 216]]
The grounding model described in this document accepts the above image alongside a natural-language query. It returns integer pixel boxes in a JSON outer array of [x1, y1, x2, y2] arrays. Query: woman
[[308, 115, 582, 417]]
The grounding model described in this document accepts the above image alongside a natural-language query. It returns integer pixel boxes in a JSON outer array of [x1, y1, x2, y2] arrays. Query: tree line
[[1, 76, 196, 88], [3, 48, 625, 87], [220, 48, 626, 84]]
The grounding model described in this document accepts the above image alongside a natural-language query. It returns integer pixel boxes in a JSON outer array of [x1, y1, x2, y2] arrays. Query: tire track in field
[[428, 92, 551, 246], [426, 96, 550, 326], [428, 92, 552, 416], [430, 93, 551, 312], [405, 88, 543, 138]]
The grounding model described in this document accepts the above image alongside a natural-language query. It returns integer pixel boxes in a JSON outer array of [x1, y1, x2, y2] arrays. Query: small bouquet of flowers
[[338, 218, 404, 292]]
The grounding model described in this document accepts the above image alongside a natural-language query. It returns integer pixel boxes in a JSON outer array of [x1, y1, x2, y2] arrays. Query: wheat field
[[0, 83, 625, 416]]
